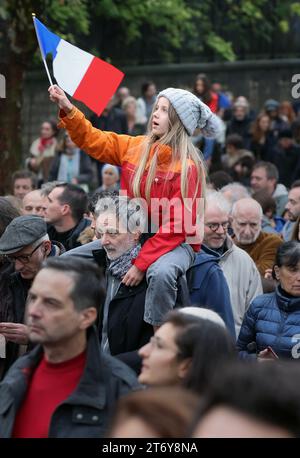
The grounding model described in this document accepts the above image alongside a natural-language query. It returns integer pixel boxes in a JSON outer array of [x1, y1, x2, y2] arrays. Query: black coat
[[93, 248, 191, 373], [93, 249, 153, 373], [0, 326, 139, 438], [0, 271, 31, 380], [0, 243, 66, 380], [273, 144, 300, 188], [47, 218, 91, 251]]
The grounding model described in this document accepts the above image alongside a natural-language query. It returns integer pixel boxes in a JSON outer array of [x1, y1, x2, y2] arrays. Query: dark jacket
[[93, 249, 153, 373], [0, 272, 31, 380], [0, 326, 139, 438], [0, 243, 65, 380], [188, 251, 236, 338], [48, 150, 93, 184], [47, 218, 91, 251], [226, 116, 252, 149], [237, 286, 300, 359], [90, 107, 128, 135], [272, 144, 300, 188], [93, 248, 190, 373]]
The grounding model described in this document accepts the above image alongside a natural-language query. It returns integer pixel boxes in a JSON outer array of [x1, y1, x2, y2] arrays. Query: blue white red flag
[[33, 17, 124, 115]]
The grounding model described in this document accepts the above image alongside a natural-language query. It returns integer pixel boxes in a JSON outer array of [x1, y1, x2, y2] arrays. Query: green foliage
[[206, 33, 235, 62], [291, 2, 300, 16], [1, 0, 300, 67]]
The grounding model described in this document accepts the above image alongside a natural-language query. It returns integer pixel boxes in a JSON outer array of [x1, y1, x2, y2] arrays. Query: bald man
[[231, 198, 282, 277], [22, 190, 46, 218]]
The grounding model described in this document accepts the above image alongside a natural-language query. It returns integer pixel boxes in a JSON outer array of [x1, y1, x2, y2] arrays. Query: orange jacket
[[58, 108, 202, 271]]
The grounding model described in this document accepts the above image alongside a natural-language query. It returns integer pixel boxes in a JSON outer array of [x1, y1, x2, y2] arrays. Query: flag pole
[[32, 13, 54, 86]]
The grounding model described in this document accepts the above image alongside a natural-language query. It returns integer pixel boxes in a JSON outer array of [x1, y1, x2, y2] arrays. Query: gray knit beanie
[[158, 87, 221, 137]]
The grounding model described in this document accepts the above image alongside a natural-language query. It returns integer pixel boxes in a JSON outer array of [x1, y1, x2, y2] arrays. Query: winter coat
[[47, 218, 91, 251], [234, 231, 282, 277], [0, 326, 139, 437], [93, 248, 190, 373], [237, 287, 300, 359], [201, 236, 263, 336], [188, 251, 235, 338], [0, 242, 65, 379]]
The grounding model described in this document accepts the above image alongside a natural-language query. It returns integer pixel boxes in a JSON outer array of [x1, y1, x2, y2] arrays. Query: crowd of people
[[1, 73, 300, 438]]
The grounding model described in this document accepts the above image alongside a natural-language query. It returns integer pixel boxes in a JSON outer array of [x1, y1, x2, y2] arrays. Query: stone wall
[[22, 58, 300, 158]]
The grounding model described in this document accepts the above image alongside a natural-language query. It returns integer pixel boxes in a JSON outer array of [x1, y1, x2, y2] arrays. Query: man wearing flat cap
[[0, 215, 63, 378]]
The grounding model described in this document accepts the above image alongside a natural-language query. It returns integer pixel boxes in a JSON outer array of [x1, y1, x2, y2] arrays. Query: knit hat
[[157, 87, 222, 137], [264, 99, 280, 112]]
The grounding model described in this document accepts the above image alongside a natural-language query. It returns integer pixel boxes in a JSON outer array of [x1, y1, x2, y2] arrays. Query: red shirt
[[206, 92, 219, 113], [12, 350, 86, 438]]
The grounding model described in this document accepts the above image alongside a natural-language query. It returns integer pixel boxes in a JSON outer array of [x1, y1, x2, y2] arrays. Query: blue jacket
[[188, 251, 236, 338], [237, 287, 300, 359]]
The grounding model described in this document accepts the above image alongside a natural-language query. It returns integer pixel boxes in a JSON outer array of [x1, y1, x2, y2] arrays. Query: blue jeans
[[144, 244, 195, 326]]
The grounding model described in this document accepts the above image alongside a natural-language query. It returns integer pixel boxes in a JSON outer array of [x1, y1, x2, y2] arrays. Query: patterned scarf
[[108, 244, 141, 279]]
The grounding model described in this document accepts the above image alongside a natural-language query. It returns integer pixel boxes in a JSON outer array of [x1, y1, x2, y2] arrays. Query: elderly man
[[231, 198, 282, 277], [0, 215, 63, 378], [22, 189, 46, 218], [0, 257, 138, 438], [199, 191, 262, 336], [93, 193, 153, 372]]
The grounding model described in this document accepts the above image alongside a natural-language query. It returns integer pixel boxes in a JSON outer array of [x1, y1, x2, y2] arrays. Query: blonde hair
[[132, 101, 206, 206]]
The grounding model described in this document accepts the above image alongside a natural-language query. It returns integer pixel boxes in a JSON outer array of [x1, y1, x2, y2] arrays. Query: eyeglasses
[[205, 222, 230, 232], [4, 242, 44, 264]]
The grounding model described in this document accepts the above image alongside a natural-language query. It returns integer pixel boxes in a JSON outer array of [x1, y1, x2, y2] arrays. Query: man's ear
[[61, 203, 71, 216], [79, 307, 97, 330], [44, 240, 52, 256]]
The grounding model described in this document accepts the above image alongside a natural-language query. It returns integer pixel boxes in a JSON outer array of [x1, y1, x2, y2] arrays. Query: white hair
[[231, 198, 263, 219], [206, 190, 231, 215], [179, 307, 226, 329], [220, 182, 251, 209], [95, 194, 146, 234]]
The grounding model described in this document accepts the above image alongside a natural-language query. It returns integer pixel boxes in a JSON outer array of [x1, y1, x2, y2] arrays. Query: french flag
[[33, 17, 124, 116]]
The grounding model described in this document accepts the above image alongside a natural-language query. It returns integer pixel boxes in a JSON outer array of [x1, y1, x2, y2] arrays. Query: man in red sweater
[[0, 257, 139, 438]]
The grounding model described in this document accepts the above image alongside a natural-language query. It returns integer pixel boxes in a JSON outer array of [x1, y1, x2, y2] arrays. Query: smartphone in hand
[[266, 346, 279, 359]]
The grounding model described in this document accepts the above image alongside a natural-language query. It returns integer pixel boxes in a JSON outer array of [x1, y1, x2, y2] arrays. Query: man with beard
[[282, 180, 300, 241], [93, 193, 154, 372], [231, 198, 282, 277]]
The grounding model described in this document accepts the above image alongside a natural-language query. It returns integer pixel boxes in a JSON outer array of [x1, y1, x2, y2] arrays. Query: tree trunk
[[0, 56, 25, 194]]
